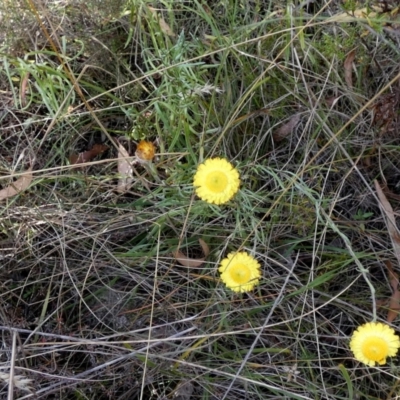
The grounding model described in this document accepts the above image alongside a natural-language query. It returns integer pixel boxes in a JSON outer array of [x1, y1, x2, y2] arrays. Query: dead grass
[[2, 0, 400, 399]]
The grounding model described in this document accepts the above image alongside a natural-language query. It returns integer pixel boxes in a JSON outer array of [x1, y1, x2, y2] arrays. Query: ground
[[1, 0, 400, 399]]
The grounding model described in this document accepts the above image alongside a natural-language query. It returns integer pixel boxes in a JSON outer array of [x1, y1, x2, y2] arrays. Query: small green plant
[[353, 209, 374, 220]]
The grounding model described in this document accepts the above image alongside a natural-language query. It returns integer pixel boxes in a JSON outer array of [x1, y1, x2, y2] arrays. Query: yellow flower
[[350, 321, 400, 366], [135, 140, 156, 162], [218, 251, 261, 293], [193, 158, 240, 205]]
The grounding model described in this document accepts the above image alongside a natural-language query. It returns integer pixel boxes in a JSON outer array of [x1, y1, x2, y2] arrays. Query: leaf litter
[[117, 142, 133, 193], [375, 180, 400, 322], [147, 6, 175, 37], [273, 113, 301, 142], [0, 166, 33, 201], [344, 49, 356, 88], [69, 143, 109, 165], [173, 239, 210, 268], [382, 260, 400, 323]]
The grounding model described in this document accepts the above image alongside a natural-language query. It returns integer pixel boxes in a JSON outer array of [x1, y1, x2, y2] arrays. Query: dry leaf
[[0, 167, 33, 200], [375, 180, 400, 322], [148, 6, 175, 37], [327, 7, 381, 23], [388, 290, 400, 323], [325, 96, 340, 108], [273, 113, 301, 142], [383, 260, 400, 323], [374, 180, 400, 264], [173, 239, 210, 268], [70, 143, 109, 165], [379, 183, 400, 202], [117, 142, 133, 193], [344, 49, 356, 88], [372, 91, 400, 133], [158, 16, 175, 37], [20, 72, 30, 107]]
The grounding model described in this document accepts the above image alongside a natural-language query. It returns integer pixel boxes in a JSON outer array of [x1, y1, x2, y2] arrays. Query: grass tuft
[[2, 0, 400, 399]]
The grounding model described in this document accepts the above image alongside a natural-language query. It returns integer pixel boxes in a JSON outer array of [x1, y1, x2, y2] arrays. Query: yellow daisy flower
[[218, 251, 261, 293], [350, 321, 400, 366], [193, 158, 240, 205]]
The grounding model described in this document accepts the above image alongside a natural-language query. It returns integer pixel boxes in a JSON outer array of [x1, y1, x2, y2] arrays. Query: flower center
[[230, 263, 251, 284], [361, 336, 389, 362], [205, 171, 228, 193]]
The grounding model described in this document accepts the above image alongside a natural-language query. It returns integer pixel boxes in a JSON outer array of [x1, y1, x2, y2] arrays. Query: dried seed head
[[135, 140, 156, 163]]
